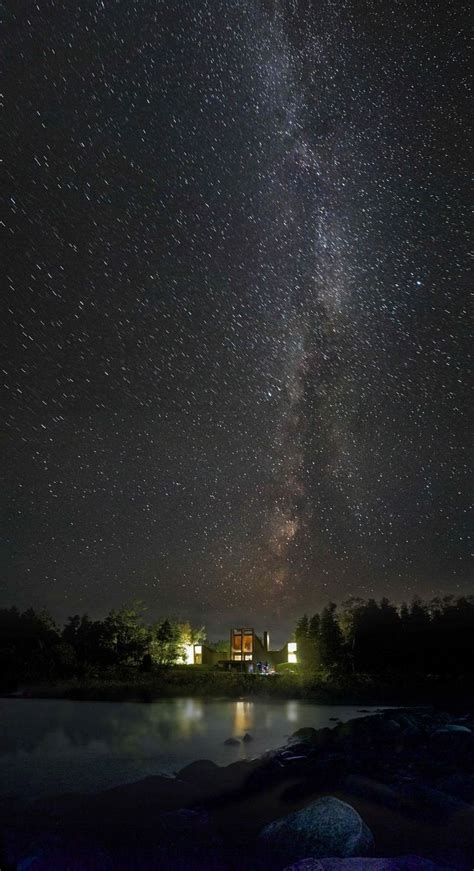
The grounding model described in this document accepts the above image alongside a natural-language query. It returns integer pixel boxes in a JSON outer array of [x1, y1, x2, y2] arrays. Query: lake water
[[0, 698, 384, 800]]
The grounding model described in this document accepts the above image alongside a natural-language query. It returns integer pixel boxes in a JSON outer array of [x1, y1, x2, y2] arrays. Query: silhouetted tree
[[308, 613, 321, 670], [339, 597, 365, 673], [0, 607, 61, 680], [403, 597, 431, 674], [105, 603, 150, 667], [62, 614, 115, 672], [295, 614, 311, 668], [151, 618, 180, 666], [318, 603, 344, 672]]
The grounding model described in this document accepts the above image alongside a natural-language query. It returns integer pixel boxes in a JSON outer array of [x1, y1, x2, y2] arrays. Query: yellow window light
[[184, 644, 195, 665]]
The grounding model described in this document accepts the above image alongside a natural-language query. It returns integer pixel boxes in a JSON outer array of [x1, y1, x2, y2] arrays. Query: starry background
[[2, 1, 471, 642]]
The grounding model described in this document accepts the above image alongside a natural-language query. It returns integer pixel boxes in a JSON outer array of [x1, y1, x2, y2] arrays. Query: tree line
[[295, 595, 474, 677], [0, 603, 206, 684], [1, 594, 472, 687]]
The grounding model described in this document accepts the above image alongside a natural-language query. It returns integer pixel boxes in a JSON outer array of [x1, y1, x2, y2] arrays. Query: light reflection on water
[[233, 699, 253, 734], [0, 698, 383, 800]]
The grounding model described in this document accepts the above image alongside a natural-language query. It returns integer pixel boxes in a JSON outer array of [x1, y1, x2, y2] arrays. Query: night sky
[[2, 1, 471, 641]]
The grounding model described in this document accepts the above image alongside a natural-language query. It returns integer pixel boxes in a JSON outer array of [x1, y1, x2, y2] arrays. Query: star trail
[[2, 1, 471, 638]]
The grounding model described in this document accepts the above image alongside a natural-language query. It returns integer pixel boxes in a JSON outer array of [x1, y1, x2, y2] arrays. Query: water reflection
[[286, 700, 299, 723], [0, 699, 384, 799], [233, 700, 253, 735]]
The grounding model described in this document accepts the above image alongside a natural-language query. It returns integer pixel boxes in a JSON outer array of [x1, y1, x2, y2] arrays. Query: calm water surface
[[0, 698, 384, 799]]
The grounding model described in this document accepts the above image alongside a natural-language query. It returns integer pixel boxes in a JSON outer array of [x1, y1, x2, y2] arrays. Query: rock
[[284, 861, 325, 871], [281, 752, 348, 801], [313, 726, 334, 749], [433, 724, 471, 734], [177, 759, 220, 784], [437, 773, 474, 803], [224, 736, 240, 745], [353, 715, 401, 739], [11, 836, 114, 871], [278, 754, 313, 779], [89, 773, 200, 815], [150, 808, 224, 868], [427, 724, 473, 764], [282, 754, 310, 763], [343, 775, 406, 811], [292, 727, 319, 741], [402, 725, 422, 741], [393, 714, 417, 730], [178, 757, 257, 798], [242, 732, 253, 742], [284, 858, 455, 870], [284, 741, 314, 757], [258, 796, 373, 865], [325, 859, 453, 870], [383, 719, 402, 733], [400, 783, 474, 823], [228, 758, 262, 791]]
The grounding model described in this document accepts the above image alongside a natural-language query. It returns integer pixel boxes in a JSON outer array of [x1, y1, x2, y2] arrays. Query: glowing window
[[243, 634, 253, 652], [184, 644, 194, 665]]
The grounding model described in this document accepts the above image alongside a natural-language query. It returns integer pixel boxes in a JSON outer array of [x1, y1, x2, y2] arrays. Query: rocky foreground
[[1, 707, 474, 870]]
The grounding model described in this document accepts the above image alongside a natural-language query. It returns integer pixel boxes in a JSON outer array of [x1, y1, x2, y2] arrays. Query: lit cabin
[[182, 628, 297, 668], [182, 643, 220, 666], [229, 628, 297, 667]]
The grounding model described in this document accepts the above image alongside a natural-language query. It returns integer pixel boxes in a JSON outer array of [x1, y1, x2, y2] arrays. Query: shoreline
[[1, 706, 473, 869], [2, 673, 473, 712]]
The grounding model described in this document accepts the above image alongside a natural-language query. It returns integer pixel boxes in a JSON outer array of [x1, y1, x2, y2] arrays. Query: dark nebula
[[2, 1, 471, 641]]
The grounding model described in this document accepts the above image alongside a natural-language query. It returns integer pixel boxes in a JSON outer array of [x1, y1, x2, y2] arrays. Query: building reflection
[[286, 700, 299, 723], [233, 700, 254, 735]]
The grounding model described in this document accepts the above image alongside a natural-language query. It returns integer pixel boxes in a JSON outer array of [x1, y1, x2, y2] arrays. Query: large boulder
[[284, 857, 455, 870], [427, 725, 473, 764], [5, 833, 114, 871], [437, 773, 474, 803], [399, 783, 474, 824], [258, 796, 373, 865], [146, 808, 224, 869]]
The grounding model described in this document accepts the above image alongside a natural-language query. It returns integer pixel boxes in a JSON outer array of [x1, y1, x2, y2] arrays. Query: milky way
[[2, 1, 471, 640]]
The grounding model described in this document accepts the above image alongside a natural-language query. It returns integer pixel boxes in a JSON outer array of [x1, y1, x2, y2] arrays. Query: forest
[[0, 595, 473, 688], [295, 596, 474, 677], [0, 604, 205, 684]]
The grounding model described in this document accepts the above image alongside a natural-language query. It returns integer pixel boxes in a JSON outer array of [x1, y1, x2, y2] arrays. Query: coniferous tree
[[308, 613, 321, 671], [295, 614, 311, 668], [339, 598, 365, 673], [318, 603, 344, 672]]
